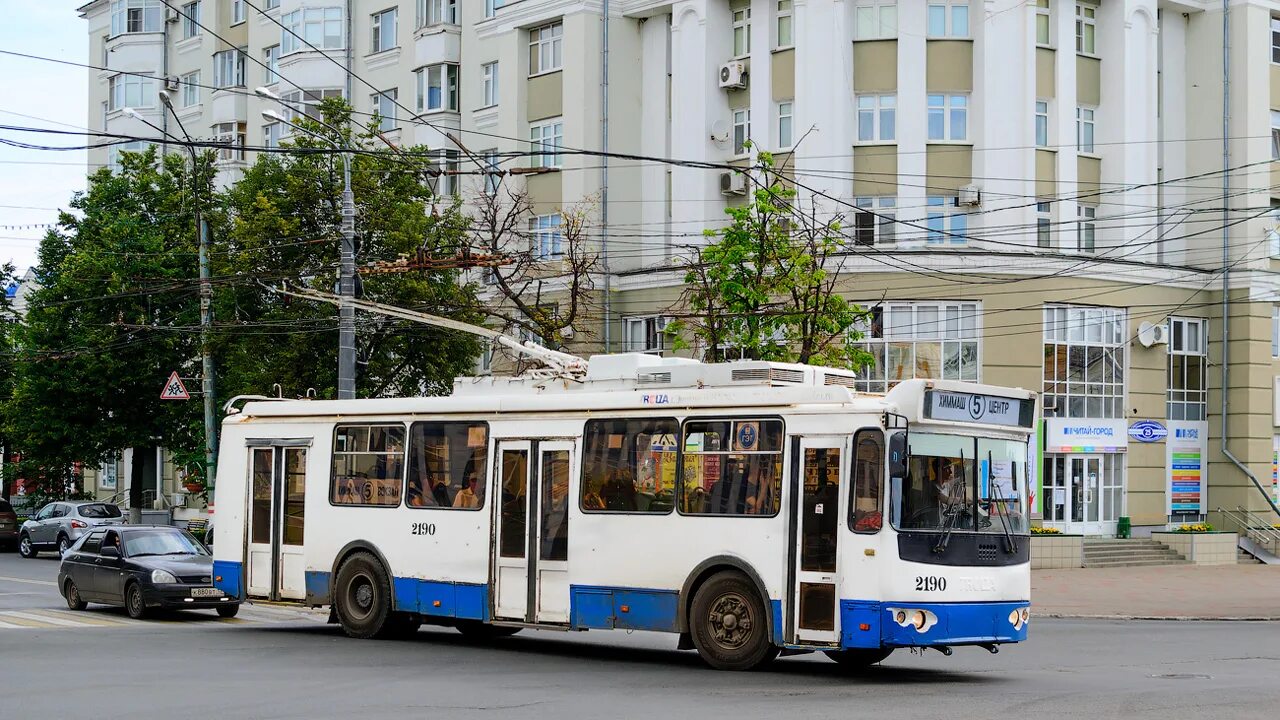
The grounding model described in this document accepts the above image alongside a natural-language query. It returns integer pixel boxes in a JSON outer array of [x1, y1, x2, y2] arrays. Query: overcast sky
[[0, 0, 89, 274]]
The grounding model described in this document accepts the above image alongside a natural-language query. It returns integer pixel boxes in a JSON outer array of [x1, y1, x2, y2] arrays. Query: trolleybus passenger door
[[789, 437, 846, 645], [246, 442, 310, 601], [492, 440, 574, 624]]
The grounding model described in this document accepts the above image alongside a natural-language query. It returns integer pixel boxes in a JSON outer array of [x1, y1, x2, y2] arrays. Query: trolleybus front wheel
[[825, 648, 893, 667], [689, 571, 778, 671]]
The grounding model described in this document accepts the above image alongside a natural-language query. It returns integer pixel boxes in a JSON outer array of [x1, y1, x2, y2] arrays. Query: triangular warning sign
[[160, 371, 190, 400]]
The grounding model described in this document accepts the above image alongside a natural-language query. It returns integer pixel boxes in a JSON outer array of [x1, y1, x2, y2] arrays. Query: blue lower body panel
[[305, 570, 487, 620], [570, 586, 679, 632], [841, 600, 1030, 649], [212, 561, 243, 600]]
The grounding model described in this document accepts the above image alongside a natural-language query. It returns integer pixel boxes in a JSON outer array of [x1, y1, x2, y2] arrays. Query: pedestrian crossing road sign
[[161, 371, 190, 400]]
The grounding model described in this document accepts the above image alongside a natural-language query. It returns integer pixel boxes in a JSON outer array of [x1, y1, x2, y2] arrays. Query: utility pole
[[338, 161, 357, 399]]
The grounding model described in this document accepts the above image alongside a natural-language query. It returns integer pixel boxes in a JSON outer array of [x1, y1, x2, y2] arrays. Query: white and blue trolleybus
[[212, 353, 1036, 670]]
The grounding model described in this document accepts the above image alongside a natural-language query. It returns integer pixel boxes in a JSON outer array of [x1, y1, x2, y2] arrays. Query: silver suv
[[19, 501, 125, 558]]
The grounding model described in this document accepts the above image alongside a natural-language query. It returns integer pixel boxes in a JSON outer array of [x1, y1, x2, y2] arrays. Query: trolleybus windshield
[[891, 432, 1029, 534]]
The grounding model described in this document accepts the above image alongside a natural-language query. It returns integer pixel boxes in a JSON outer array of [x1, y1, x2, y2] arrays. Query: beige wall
[[852, 144, 897, 195], [1036, 150, 1057, 199], [926, 41, 973, 92], [1272, 65, 1280, 104], [727, 87, 750, 110], [1036, 48, 1056, 98], [1076, 56, 1101, 107], [525, 172, 563, 216], [772, 49, 795, 101], [527, 71, 564, 122], [926, 145, 973, 192], [1077, 156, 1102, 193], [853, 41, 897, 92]]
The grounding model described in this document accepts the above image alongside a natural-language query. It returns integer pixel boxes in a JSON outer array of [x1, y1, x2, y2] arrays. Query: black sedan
[[57, 525, 240, 619]]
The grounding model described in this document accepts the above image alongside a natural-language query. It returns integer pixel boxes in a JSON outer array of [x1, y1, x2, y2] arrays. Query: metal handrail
[[1217, 506, 1280, 546]]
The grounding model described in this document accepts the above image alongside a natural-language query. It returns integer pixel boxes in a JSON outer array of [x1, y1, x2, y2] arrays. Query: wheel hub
[[708, 593, 753, 649]]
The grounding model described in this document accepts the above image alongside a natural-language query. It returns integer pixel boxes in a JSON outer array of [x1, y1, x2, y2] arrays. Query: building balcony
[[414, 24, 461, 67], [103, 31, 164, 76], [209, 87, 247, 126], [277, 49, 349, 92]]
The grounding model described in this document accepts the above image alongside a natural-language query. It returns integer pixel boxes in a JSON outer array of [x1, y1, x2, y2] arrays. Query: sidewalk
[[1032, 564, 1280, 620]]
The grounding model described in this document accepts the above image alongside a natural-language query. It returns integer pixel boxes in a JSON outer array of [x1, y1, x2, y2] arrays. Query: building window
[[1167, 317, 1207, 421], [853, 302, 981, 392], [416, 0, 457, 28], [371, 89, 397, 131], [927, 94, 967, 141], [263, 45, 280, 85], [213, 48, 245, 88], [415, 63, 458, 112], [530, 214, 563, 259], [372, 8, 397, 53], [1035, 100, 1049, 147], [1036, 201, 1052, 248], [429, 149, 460, 196], [484, 0, 504, 19], [681, 419, 783, 516], [264, 0, 279, 9], [857, 94, 896, 142], [108, 73, 155, 111], [732, 5, 752, 56], [624, 316, 671, 354], [1036, 0, 1051, 45], [181, 71, 200, 107], [581, 418, 679, 513], [212, 121, 246, 162], [263, 122, 282, 149], [1272, 109, 1280, 160], [330, 425, 405, 507], [1077, 106, 1095, 152], [854, 0, 897, 40], [776, 0, 793, 47], [281, 88, 343, 122], [530, 118, 563, 168], [777, 101, 793, 149], [100, 101, 108, 130], [926, 197, 967, 243], [1042, 305, 1126, 418], [281, 8, 344, 54], [853, 197, 896, 245], [482, 149, 501, 195], [1077, 204, 1096, 252], [110, 0, 163, 37], [405, 422, 489, 510], [1075, 3, 1096, 54], [1273, 306, 1280, 358], [232, 0, 244, 23], [927, 0, 969, 38], [529, 22, 563, 75], [732, 108, 751, 155], [482, 62, 499, 107], [1270, 201, 1280, 257], [107, 140, 152, 172], [181, 2, 200, 39]]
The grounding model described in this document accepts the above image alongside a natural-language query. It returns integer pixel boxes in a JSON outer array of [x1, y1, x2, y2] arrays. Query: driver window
[[102, 531, 121, 554], [850, 430, 884, 533], [82, 531, 105, 554], [35, 505, 54, 521]]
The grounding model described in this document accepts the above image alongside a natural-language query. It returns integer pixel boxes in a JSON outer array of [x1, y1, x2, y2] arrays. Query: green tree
[[214, 99, 480, 399], [4, 148, 204, 503], [667, 151, 872, 369]]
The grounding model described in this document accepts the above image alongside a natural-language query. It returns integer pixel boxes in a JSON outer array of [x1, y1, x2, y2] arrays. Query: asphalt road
[[2, 551, 1278, 720]]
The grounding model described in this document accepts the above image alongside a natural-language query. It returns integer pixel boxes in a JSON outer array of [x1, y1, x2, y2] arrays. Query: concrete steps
[[1237, 548, 1264, 565], [1083, 539, 1189, 568]]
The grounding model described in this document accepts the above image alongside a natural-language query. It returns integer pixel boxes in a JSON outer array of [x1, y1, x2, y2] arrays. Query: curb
[[1039, 612, 1280, 622]]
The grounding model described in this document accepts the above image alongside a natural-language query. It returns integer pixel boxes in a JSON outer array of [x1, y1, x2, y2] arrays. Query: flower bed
[[1151, 530, 1239, 565], [1031, 531, 1083, 569]]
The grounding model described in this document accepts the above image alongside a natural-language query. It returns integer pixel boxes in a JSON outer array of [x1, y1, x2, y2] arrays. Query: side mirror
[[888, 431, 908, 481], [100, 546, 120, 559]]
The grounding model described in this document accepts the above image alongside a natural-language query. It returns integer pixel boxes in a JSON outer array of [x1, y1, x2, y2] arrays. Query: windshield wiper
[[932, 449, 968, 554], [987, 451, 1019, 554]]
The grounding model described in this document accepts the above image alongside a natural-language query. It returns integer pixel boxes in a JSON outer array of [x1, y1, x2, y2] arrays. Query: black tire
[[825, 648, 893, 668], [125, 582, 149, 620], [333, 552, 394, 639], [64, 579, 87, 611], [216, 604, 240, 619], [456, 620, 522, 641], [56, 534, 70, 557], [689, 571, 779, 671], [18, 533, 37, 559], [380, 613, 422, 640]]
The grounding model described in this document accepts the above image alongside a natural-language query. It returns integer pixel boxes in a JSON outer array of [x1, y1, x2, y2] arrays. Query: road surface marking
[[0, 575, 57, 587], [2, 610, 95, 627]]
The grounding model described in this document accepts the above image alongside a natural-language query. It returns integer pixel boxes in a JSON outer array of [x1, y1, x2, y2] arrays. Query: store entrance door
[[1044, 454, 1121, 536]]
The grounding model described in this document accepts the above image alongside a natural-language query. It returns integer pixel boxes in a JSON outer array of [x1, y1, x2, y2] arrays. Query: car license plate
[[191, 587, 224, 598]]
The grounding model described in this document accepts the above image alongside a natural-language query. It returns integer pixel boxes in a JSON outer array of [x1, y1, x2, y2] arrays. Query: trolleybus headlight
[[895, 610, 907, 624], [912, 610, 928, 630], [1020, 607, 1030, 625], [1009, 608, 1029, 631], [888, 607, 937, 633]]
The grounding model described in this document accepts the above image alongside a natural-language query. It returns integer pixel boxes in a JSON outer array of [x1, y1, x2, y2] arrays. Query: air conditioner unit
[[165, 8, 179, 22], [718, 61, 747, 89], [1136, 321, 1170, 347], [164, 75, 180, 92], [170, 492, 186, 507], [957, 184, 981, 207], [720, 171, 747, 196]]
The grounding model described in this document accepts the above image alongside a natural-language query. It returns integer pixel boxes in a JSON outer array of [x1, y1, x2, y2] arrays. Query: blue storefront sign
[[1128, 420, 1168, 443]]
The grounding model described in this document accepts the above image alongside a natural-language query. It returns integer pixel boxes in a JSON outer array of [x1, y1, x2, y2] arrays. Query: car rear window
[[0, 500, 12, 513], [78, 503, 123, 519]]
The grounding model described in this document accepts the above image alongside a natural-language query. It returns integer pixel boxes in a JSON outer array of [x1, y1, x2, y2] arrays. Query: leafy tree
[[667, 151, 872, 369]]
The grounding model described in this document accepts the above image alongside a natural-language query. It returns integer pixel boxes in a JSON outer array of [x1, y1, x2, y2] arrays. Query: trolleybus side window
[[580, 418, 679, 514], [850, 430, 884, 533], [405, 422, 489, 510], [330, 424, 406, 507], [679, 418, 783, 516]]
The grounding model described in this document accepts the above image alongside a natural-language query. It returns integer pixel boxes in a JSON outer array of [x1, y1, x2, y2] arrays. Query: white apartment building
[[80, 0, 1280, 538]]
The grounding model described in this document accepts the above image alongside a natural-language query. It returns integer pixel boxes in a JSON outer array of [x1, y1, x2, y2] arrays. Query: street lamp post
[[258, 93, 357, 400], [124, 101, 219, 504]]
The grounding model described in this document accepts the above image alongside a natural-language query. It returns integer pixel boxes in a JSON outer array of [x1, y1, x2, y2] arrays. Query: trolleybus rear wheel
[[689, 571, 778, 671], [334, 552, 393, 639], [824, 648, 893, 667]]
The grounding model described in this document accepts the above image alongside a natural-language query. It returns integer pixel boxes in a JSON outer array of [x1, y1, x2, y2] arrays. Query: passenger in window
[[406, 485, 428, 507], [600, 468, 637, 511], [453, 476, 480, 509], [430, 477, 451, 507], [582, 489, 605, 510], [745, 461, 776, 514]]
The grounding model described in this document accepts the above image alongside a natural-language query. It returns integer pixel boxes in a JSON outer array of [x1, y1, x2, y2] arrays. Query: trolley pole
[[338, 153, 357, 400]]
